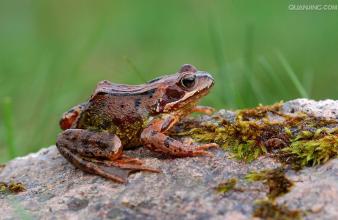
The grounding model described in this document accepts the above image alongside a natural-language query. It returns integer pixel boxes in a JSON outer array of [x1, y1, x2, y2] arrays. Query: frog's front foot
[[141, 118, 219, 157], [193, 143, 219, 156], [56, 129, 159, 183]]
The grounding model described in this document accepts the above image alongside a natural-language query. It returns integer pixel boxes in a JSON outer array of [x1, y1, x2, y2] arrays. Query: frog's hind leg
[[57, 146, 130, 183], [56, 129, 159, 183]]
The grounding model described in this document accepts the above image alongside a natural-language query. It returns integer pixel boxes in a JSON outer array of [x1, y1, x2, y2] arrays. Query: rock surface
[[0, 99, 338, 220]]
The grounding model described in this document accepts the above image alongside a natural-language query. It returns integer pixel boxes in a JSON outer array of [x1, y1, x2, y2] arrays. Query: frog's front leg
[[56, 129, 159, 183], [141, 116, 218, 157]]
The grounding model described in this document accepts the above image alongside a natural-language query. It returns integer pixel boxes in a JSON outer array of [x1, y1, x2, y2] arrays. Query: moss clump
[[214, 178, 237, 194], [282, 129, 338, 168], [0, 181, 26, 194], [0, 182, 7, 192], [173, 102, 338, 168], [8, 181, 26, 193], [228, 141, 266, 163], [253, 200, 302, 220], [245, 168, 293, 199], [246, 169, 303, 219]]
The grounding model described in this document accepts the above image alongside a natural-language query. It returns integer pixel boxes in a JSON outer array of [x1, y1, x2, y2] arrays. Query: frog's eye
[[180, 74, 196, 89]]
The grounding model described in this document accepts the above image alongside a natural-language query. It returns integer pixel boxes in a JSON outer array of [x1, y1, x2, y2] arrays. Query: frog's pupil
[[181, 75, 196, 88]]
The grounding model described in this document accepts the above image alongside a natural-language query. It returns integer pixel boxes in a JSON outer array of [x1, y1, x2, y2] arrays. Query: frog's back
[[92, 80, 156, 96], [75, 81, 156, 146]]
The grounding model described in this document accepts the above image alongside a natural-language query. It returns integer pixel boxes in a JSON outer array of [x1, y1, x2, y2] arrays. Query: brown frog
[[56, 64, 217, 183]]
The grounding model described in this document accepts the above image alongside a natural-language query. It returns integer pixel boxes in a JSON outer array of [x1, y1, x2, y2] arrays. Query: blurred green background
[[1, 0, 337, 162]]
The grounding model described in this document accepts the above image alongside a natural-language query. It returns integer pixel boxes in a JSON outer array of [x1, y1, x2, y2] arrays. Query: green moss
[[253, 200, 302, 220], [244, 168, 303, 219], [245, 168, 293, 199], [0, 181, 26, 194], [173, 102, 338, 168], [0, 182, 7, 192], [229, 141, 266, 162], [283, 131, 338, 168], [214, 178, 237, 194], [8, 181, 26, 193]]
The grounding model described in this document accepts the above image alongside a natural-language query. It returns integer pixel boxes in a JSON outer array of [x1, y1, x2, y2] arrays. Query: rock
[[0, 99, 338, 220], [279, 159, 338, 220], [281, 99, 338, 119]]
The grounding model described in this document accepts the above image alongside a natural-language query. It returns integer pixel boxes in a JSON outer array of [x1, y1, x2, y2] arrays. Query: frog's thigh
[[57, 129, 123, 160], [141, 119, 217, 157], [57, 129, 158, 183]]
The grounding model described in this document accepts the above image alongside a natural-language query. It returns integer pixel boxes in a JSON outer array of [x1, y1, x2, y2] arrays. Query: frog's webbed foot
[[101, 155, 160, 173], [56, 129, 159, 183], [57, 146, 132, 183]]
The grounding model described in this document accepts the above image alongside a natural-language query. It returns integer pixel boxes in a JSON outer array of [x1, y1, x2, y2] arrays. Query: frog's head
[[151, 64, 214, 113]]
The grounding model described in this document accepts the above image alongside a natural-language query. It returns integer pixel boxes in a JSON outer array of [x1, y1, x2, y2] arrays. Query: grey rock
[[280, 159, 338, 220], [0, 99, 337, 220], [281, 99, 338, 119]]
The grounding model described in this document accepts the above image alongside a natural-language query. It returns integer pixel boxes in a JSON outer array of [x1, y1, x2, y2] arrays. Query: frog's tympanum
[[56, 64, 217, 183]]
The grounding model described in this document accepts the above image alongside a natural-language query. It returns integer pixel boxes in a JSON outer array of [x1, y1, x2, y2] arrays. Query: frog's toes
[[189, 143, 219, 157], [191, 150, 214, 157], [113, 156, 160, 173], [195, 143, 219, 150]]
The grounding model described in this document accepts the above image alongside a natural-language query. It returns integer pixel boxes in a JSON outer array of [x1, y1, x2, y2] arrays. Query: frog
[[56, 64, 217, 183]]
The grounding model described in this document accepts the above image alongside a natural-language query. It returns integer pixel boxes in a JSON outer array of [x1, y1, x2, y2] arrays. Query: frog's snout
[[196, 71, 214, 89]]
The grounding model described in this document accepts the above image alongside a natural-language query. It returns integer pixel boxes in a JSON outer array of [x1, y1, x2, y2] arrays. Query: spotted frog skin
[[56, 64, 217, 183]]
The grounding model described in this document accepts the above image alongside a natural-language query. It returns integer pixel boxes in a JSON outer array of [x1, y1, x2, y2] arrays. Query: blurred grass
[[0, 0, 338, 162], [2, 97, 16, 159], [277, 51, 309, 98]]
